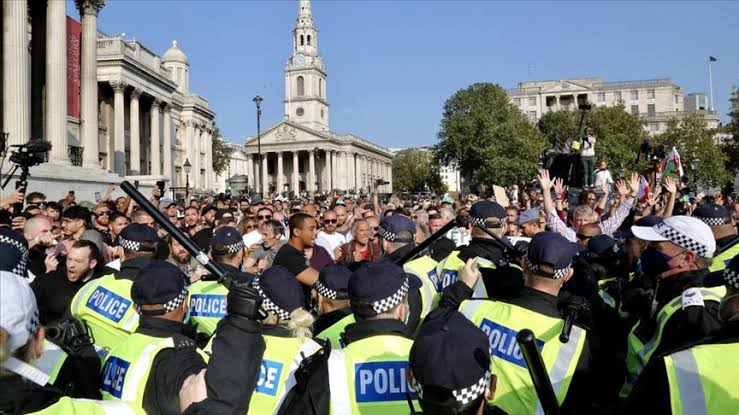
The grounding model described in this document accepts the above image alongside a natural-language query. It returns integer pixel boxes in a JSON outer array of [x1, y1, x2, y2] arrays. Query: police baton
[[516, 329, 560, 415]]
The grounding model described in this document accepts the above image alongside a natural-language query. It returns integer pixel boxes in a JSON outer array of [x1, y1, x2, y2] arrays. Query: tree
[[537, 105, 647, 174], [654, 114, 729, 188], [392, 149, 446, 193], [210, 124, 231, 176], [434, 83, 546, 187], [721, 102, 739, 179]]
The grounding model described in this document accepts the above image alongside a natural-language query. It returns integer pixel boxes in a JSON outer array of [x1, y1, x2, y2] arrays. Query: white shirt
[[315, 231, 346, 260], [581, 134, 596, 157], [594, 169, 614, 187]]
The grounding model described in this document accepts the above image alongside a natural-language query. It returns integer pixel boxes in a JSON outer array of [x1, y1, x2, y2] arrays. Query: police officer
[[188, 226, 254, 341], [455, 232, 609, 413], [622, 216, 724, 397], [437, 200, 523, 300], [325, 260, 422, 413], [312, 264, 354, 349], [69, 224, 158, 360], [624, 253, 739, 414], [101, 260, 266, 414], [408, 311, 497, 415], [241, 266, 322, 413], [693, 203, 739, 272], [379, 215, 436, 330]]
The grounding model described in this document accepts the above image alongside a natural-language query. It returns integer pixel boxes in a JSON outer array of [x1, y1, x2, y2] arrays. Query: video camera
[[1, 140, 52, 216]]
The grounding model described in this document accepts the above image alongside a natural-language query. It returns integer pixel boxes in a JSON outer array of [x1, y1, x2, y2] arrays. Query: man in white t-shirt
[[594, 159, 614, 190], [315, 210, 346, 260]]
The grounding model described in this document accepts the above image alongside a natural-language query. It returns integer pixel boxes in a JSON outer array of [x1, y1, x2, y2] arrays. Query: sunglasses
[[245, 225, 257, 231], [97, 211, 112, 216], [370, 226, 380, 231], [324, 219, 338, 224], [575, 234, 591, 241], [257, 215, 272, 220]]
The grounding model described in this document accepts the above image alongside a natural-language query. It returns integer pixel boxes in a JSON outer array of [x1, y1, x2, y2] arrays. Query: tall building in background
[[506, 77, 719, 134], [242, 0, 392, 194]]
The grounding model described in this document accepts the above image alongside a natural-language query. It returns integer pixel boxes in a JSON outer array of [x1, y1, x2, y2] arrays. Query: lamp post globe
[[184, 158, 192, 192]]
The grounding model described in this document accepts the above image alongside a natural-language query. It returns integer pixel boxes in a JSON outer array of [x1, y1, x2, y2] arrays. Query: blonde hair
[[263, 307, 315, 343]]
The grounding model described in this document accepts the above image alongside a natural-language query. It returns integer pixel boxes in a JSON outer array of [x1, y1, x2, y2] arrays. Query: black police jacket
[[623, 319, 739, 415], [116, 257, 156, 281], [457, 238, 524, 300], [313, 307, 352, 336], [0, 374, 63, 414], [385, 244, 424, 335]]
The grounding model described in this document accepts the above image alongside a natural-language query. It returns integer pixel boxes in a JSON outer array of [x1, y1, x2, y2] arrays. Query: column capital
[[152, 98, 165, 111], [75, 0, 105, 17], [109, 80, 127, 93], [130, 87, 143, 99], [184, 119, 196, 128]]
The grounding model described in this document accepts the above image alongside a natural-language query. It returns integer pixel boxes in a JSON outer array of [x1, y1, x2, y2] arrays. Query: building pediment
[[541, 80, 590, 94], [245, 121, 330, 147]]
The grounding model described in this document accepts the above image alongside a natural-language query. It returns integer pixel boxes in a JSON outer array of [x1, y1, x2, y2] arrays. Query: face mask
[[639, 247, 675, 278], [718, 293, 739, 322]]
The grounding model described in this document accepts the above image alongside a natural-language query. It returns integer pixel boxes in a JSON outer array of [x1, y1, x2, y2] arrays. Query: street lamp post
[[184, 158, 192, 196], [690, 158, 700, 190], [252, 95, 263, 196]]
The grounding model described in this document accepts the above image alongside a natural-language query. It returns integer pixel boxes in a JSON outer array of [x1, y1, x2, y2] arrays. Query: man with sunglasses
[[93, 203, 113, 244], [316, 210, 346, 260], [620, 216, 723, 397]]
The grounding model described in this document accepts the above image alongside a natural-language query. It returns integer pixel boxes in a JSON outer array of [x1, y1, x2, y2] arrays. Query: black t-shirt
[[273, 243, 309, 277]]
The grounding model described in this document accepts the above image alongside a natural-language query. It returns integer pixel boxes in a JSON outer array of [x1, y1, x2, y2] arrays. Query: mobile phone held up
[[156, 180, 165, 199]]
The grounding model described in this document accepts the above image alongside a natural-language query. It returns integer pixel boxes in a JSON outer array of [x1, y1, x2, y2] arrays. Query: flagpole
[[708, 58, 715, 111]]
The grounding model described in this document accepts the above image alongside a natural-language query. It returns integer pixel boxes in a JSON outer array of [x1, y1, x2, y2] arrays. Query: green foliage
[[654, 115, 729, 187], [392, 150, 447, 193], [434, 83, 546, 186], [537, 110, 579, 147], [721, 108, 739, 177], [210, 124, 231, 176]]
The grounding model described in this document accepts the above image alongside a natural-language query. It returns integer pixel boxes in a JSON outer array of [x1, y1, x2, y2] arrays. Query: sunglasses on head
[[324, 219, 338, 224], [257, 215, 272, 220]]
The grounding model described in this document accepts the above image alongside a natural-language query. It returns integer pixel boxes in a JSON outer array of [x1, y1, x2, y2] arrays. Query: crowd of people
[[1, 166, 738, 414]]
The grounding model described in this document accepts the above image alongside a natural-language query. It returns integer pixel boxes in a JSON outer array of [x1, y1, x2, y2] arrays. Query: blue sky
[[70, 1, 739, 148]]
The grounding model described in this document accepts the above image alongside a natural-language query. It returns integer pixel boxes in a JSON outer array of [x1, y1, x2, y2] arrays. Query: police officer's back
[[312, 265, 354, 349], [624, 254, 739, 414], [69, 224, 158, 360], [437, 201, 523, 300], [326, 260, 421, 414], [409, 311, 499, 415]]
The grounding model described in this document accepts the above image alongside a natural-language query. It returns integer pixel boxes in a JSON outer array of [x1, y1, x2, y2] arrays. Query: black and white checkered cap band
[[0, 235, 29, 277], [377, 225, 396, 242], [526, 257, 570, 280], [252, 278, 291, 320], [411, 371, 491, 407], [724, 268, 739, 289], [135, 287, 188, 315], [315, 280, 343, 300], [28, 307, 39, 338], [372, 278, 409, 314], [469, 216, 486, 227], [0, 235, 28, 256], [118, 237, 142, 251], [12, 254, 28, 279], [220, 240, 245, 255], [695, 216, 731, 227], [655, 222, 710, 257]]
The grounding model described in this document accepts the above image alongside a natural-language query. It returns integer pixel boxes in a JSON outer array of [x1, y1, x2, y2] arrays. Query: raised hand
[[553, 177, 564, 197], [538, 169, 553, 191], [628, 172, 640, 196], [615, 180, 628, 198], [663, 176, 677, 194]]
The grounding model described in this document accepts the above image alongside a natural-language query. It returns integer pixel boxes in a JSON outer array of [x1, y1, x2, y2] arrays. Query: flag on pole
[[661, 146, 685, 179], [709, 56, 718, 62], [636, 175, 651, 204]]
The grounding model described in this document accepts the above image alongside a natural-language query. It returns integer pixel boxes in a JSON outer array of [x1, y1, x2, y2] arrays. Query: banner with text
[[66, 16, 81, 118]]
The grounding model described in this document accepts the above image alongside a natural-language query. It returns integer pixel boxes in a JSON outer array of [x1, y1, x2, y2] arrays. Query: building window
[[614, 91, 622, 101], [319, 78, 323, 98], [597, 92, 605, 102], [513, 98, 521, 106], [307, 35, 311, 45], [528, 111, 537, 121], [647, 104, 656, 117], [631, 90, 639, 100], [650, 123, 660, 132], [528, 97, 536, 106], [647, 89, 655, 99], [675, 95, 679, 104], [321, 109, 324, 118], [297, 76, 305, 96], [300, 35, 304, 46], [631, 105, 639, 115]]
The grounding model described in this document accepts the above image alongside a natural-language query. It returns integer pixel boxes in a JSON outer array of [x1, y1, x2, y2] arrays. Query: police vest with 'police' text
[[188, 279, 228, 338]]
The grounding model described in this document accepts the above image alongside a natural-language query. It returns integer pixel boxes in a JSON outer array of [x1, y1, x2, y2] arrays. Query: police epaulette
[[172, 334, 197, 350]]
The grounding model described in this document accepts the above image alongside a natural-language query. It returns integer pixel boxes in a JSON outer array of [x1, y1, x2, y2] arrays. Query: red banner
[[66, 16, 81, 118]]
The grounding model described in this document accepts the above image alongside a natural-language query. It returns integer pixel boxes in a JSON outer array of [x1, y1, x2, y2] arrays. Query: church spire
[[293, 0, 318, 57]]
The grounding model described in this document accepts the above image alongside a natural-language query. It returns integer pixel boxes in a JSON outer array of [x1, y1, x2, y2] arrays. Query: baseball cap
[[526, 232, 578, 279], [348, 259, 421, 319], [210, 226, 244, 256], [131, 261, 187, 315], [160, 198, 177, 209], [409, 311, 491, 408], [441, 195, 455, 205], [693, 203, 731, 227], [469, 201, 506, 227], [251, 266, 305, 320], [515, 208, 539, 226], [315, 264, 352, 300], [631, 216, 716, 258], [379, 215, 417, 243], [0, 271, 39, 354]]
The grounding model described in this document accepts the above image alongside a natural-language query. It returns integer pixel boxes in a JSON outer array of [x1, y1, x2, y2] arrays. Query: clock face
[[295, 53, 305, 65]]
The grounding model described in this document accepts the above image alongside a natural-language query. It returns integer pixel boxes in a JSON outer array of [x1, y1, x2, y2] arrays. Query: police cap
[[0, 227, 28, 277], [131, 261, 187, 315], [409, 311, 491, 409], [526, 231, 577, 279], [348, 259, 420, 319], [693, 203, 731, 227], [118, 223, 158, 252], [378, 215, 416, 243], [251, 265, 304, 320], [315, 264, 352, 300], [210, 226, 244, 256], [469, 201, 506, 227]]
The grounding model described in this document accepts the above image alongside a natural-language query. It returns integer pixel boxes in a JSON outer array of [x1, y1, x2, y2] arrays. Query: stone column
[[328, 150, 334, 190], [204, 128, 212, 190], [308, 150, 316, 192], [354, 154, 361, 191], [150, 99, 161, 175], [47, 0, 69, 163], [184, 120, 194, 184], [387, 161, 393, 192], [162, 106, 172, 182], [292, 151, 300, 192], [193, 125, 202, 189], [246, 154, 253, 191], [110, 81, 126, 175], [3, 0, 30, 146], [261, 153, 269, 194], [348, 153, 355, 192], [277, 151, 284, 192], [129, 88, 142, 174], [76, 0, 105, 168]]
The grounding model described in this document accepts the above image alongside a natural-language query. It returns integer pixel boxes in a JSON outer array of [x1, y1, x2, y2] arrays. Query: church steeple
[[285, 0, 329, 131]]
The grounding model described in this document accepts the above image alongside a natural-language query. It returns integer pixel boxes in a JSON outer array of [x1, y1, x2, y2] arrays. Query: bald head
[[24, 216, 52, 242]]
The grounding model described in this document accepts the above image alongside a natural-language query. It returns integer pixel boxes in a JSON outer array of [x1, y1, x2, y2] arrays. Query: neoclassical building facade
[[1, 0, 215, 200], [242, 0, 393, 194]]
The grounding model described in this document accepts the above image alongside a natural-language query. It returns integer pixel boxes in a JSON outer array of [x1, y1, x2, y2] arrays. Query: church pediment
[[244, 121, 329, 147], [542, 80, 590, 94]]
